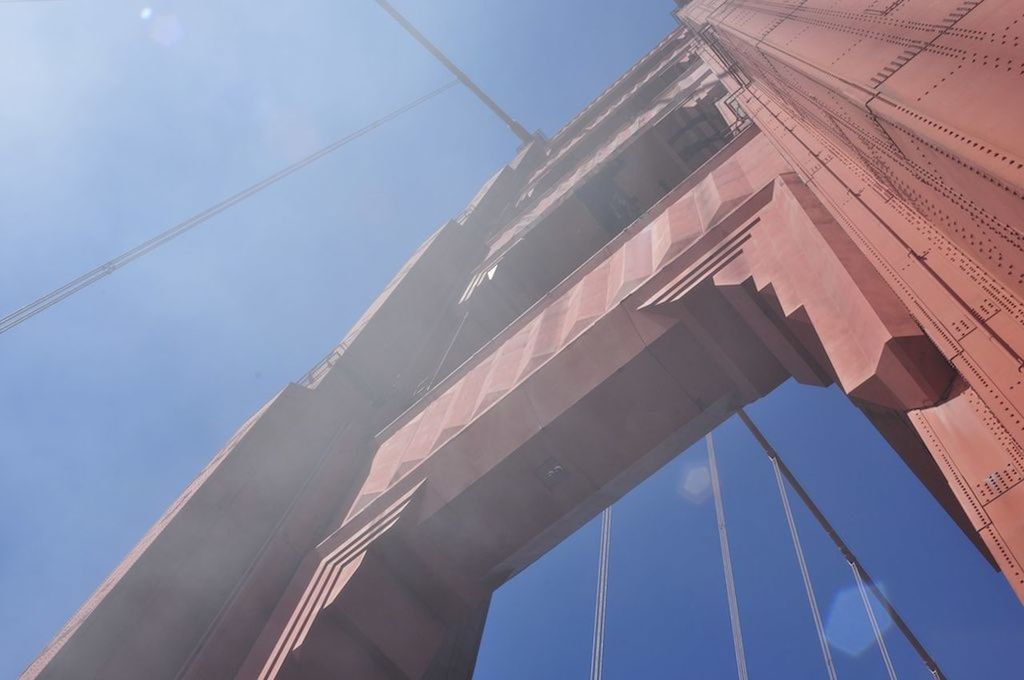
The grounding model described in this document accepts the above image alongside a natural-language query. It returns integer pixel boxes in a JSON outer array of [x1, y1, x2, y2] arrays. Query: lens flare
[[150, 14, 183, 47], [825, 584, 894, 656], [677, 460, 711, 503]]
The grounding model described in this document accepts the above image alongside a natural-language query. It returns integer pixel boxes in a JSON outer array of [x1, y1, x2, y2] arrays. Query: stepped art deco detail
[[24, 1, 1024, 678]]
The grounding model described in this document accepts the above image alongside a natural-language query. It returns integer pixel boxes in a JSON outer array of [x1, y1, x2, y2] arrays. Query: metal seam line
[[427, 310, 471, 391], [590, 508, 612, 680], [706, 433, 750, 680]]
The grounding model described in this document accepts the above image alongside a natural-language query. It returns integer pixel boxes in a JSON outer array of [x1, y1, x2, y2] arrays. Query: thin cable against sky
[[372, 0, 532, 143], [706, 433, 750, 680], [0, 80, 458, 337], [770, 454, 839, 680], [590, 508, 612, 680], [736, 408, 948, 680]]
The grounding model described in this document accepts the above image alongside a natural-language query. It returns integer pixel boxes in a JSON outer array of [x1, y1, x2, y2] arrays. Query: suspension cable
[[0, 80, 459, 337], [372, 0, 532, 144], [735, 407, 947, 680], [706, 433, 749, 680], [851, 561, 899, 680], [590, 508, 612, 680], [770, 453, 839, 680]]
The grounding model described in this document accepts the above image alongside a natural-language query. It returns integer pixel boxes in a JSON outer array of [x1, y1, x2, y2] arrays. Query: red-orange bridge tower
[[24, 1, 1024, 677]]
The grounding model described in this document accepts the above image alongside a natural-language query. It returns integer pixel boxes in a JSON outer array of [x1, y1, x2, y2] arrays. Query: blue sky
[[1, 1, 1021, 678], [475, 382, 1024, 678]]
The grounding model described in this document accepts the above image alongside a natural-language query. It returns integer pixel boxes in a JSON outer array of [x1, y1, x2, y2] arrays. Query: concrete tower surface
[[23, 2, 1024, 678]]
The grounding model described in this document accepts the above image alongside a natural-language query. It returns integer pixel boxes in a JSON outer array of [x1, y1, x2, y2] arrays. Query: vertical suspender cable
[[590, 508, 612, 680], [769, 454, 839, 680], [851, 561, 899, 680], [736, 407, 947, 680], [706, 434, 749, 680]]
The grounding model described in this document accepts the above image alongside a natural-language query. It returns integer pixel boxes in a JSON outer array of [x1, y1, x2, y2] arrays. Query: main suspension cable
[[372, 0, 532, 143], [735, 407, 947, 680], [0, 80, 459, 337], [706, 433, 749, 680], [590, 508, 612, 680]]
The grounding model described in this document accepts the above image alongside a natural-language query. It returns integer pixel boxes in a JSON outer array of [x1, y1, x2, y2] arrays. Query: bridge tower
[[24, 2, 1024, 677]]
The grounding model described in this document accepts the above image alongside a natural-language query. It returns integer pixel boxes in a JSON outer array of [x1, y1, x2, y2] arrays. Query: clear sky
[[475, 381, 1024, 679], [0, 2, 1021, 679]]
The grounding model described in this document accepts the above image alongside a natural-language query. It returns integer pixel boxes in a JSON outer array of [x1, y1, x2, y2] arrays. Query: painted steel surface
[[23, 7, 1024, 677]]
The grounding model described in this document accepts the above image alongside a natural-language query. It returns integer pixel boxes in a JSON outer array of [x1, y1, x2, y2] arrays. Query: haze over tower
[[18, 1, 1024, 678]]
